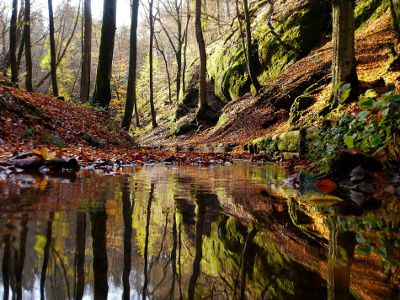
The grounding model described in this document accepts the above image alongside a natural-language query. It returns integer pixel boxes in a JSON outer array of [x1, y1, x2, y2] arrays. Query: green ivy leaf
[[356, 245, 372, 256], [385, 94, 400, 103], [341, 88, 351, 103], [358, 97, 374, 110], [370, 135, 382, 147], [344, 135, 354, 148]]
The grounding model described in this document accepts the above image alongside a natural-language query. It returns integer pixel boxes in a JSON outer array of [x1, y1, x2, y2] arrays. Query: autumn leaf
[[314, 179, 337, 194]]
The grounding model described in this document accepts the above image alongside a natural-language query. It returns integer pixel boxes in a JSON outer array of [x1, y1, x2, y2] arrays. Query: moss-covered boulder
[[277, 131, 301, 152], [208, 0, 331, 103]]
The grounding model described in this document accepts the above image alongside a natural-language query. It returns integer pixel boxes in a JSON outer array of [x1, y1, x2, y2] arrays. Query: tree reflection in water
[[0, 163, 398, 299]]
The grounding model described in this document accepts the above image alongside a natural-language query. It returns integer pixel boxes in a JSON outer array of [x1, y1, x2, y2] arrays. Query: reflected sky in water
[[0, 163, 399, 299]]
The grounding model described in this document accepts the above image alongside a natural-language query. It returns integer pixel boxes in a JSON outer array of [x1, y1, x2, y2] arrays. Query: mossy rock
[[256, 0, 331, 83], [277, 131, 301, 152]]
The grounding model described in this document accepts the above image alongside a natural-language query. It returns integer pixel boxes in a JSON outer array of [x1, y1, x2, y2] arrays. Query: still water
[[0, 163, 398, 299]]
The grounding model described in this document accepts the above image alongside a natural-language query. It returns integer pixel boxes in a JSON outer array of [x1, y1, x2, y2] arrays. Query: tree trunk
[[40, 212, 54, 300], [121, 0, 140, 130], [195, 0, 208, 114], [182, 1, 190, 95], [243, 0, 261, 92], [149, 0, 157, 128], [10, 0, 18, 83], [92, 0, 116, 108], [24, 0, 33, 92], [48, 0, 59, 97], [154, 36, 172, 104], [74, 212, 86, 300], [331, 0, 357, 106], [80, 0, 92, 102], [90, 209, 109, 299]]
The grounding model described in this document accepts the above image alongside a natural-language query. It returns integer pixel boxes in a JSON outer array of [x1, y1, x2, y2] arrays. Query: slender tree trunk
[[40, 212, 54, 300], [74, 212, 86, 300], [243, 0, 261, 92], [48, 0, 59, 96], [226, 0, 231, 19], [90, 208, 109, 299], [92, 0, 117, 108], [142, 183, 155, 300], [36, 2, 81, 89], [182, 1, 190, 95], [155, 37, 172, 104], [121, 0, 140, 130], [10, 0, 18, 83], [195, 0, 208, 114], [15, 214, 28, 300], [80, 0, 92, 102], [188, 198, 206, 300], [122, 178, 134, 300], [175, 0, 182, 103], [331, 0, 357, 106], [148, 0, 157, 128], [24, 0, 33, 91], [2, 233, 11, 299]]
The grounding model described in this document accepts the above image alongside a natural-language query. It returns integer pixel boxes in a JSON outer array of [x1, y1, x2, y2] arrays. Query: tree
[[331, 0, 357, 106], [48, 0, 59, 96], [148, 0, 157, 128], [195, 0, 208, 115], [80, 0, 92, 102], [158, 0, 187, 103], [242, 0, 261, 92], [121, 0, 140, 130], [10, 0, 18, 83], [36, 2, 81, 90], [92, 0, 117, 108], [24, 0, 33, 91]]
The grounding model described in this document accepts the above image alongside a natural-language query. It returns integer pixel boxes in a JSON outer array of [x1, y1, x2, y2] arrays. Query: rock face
[[207, 0, 331, 102]]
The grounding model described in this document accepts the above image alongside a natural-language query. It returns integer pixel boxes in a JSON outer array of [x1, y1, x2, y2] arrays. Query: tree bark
[[24, 0, 33, 91], [182, 1, 190, 95], [92, 0, 117, 108], [80, 0, 92, 102], [48, 0, 59, 96], [243, 0, 261, 92], [10, 0, 18, 83], [149, 0, 157, 128], [195, 0, 208, 114], [331, 0, 357, 106], [121, 0, 140, 130]]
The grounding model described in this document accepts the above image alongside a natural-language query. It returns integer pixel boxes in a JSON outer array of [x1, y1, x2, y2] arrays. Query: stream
[[0, 162, 399, 299]]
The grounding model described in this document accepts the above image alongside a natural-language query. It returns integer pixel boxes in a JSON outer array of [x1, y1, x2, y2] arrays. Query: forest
[[0, 0, 399, 168], [0, 0, 399, 299]]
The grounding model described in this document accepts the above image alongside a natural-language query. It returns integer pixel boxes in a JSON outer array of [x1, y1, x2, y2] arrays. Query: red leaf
[[315, 179, 337, 194]]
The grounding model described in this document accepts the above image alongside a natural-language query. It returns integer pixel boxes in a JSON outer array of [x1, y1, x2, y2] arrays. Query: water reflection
[[0, 163, 398, 299]]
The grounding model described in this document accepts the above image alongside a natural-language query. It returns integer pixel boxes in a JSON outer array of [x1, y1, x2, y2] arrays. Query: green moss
[[256, 1, 331, 83], [355, 0, 388, 29], [39, 133, 67, 148], [208, 0, 331, 102], [277, 131, 301, 152]]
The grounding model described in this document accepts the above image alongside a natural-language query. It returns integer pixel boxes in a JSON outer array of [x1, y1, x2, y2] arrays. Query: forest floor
[[0, 83, 239, 170], [137, 11, 400, 149]]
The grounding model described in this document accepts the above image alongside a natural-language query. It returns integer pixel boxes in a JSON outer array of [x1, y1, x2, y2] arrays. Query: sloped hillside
[[139, 0, 399, 150]]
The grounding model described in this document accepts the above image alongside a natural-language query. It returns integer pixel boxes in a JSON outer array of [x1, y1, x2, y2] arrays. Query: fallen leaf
[[315, 179, 337, 194]]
